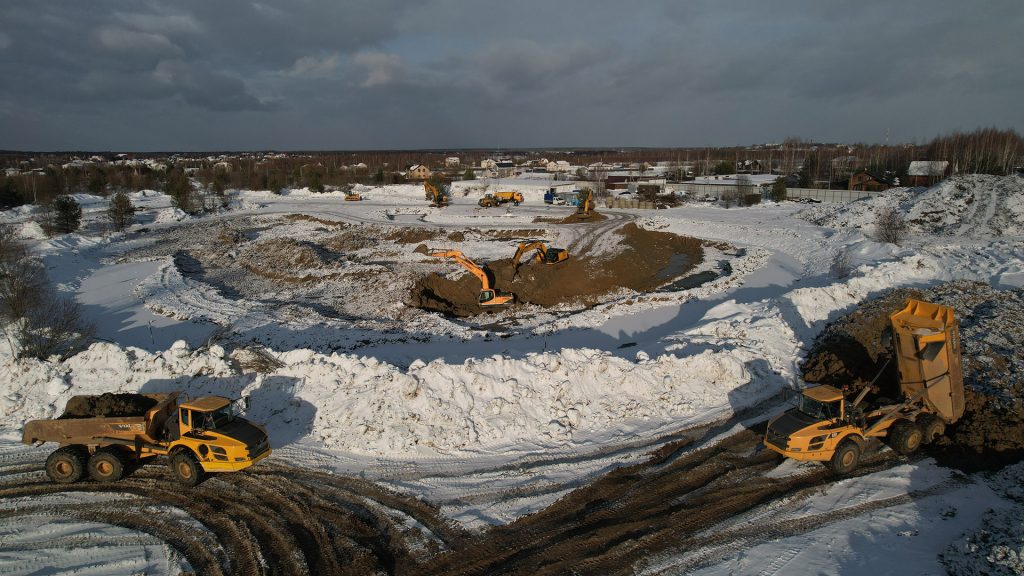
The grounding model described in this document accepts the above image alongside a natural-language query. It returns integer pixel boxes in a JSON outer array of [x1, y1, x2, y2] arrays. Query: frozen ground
[[1, 175, 1022, 574]]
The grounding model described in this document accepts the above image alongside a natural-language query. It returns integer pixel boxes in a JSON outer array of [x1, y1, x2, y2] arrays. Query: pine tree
[[51, 195, 82, 234], [108, 191, 136, 232]]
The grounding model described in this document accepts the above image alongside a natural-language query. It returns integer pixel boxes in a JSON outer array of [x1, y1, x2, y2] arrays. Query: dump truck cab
[[170, 396, 271, 476], [764, 385, 861, 463]]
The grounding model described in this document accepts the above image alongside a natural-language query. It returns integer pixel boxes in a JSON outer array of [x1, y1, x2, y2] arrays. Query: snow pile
[[129, 189, 164, 200], [0, 338, 777, 456], [798, 175, 1024, 238], [152, 207, 189, 224], [941, 462, 1024, 576]]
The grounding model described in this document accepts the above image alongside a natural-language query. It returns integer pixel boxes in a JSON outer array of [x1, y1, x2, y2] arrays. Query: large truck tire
[[170, 451, 205, 487], [88, 448, 128, 483], [828, 440, 861, 475], [888, 420, 923, 455], [917, 414, 945, 445], [46, 446, 87, 484]]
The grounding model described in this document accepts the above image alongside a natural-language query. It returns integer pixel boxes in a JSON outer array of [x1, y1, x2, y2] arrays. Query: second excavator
[[511, 241, 569, 278], [425, 249, 515, 306], [424, 181, 451, 208]]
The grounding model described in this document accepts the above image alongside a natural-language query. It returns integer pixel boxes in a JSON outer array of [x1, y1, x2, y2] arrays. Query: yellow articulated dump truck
[[23, 391, 271, 487], [764, 299, 964, 474]]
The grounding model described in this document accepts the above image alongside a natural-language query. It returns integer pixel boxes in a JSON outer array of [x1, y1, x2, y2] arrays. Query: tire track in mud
[[644, 467, 970, 575], [412, 429, 907, 576], [0, 455, 465, 576], [3, 410, 923, 576]]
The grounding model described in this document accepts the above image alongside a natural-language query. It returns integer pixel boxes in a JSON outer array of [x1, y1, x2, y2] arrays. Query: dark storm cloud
[[0, 0, 1020, 150]]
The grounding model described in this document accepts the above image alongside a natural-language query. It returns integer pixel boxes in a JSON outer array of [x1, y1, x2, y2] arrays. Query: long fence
[[672, 182, 887, 204]]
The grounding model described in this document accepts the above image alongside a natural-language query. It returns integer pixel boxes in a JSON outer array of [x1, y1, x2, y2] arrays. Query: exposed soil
[[61, 393, 158, 419], [533, 212, 609, 224], [801, 281, 1024, 471], [0, 456, 466, 575], [387, 228, 442, 244], [5, 417, 911, 575], [409, 223, 704, 317]]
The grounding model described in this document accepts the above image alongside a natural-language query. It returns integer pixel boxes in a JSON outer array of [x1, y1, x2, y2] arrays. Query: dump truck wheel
[[170, 452, 205, 487], [829, 440, 861, 475], [888, 420, 923, 455], [918, 414, 946, 445], [46, 446, 87, 484], [88, 449, 127, 483]]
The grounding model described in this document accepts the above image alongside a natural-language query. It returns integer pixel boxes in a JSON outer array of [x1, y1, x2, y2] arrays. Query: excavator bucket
[[889, 299, 965, 424]]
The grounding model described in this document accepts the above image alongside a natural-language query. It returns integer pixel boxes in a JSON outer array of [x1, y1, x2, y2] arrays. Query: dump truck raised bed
[[764, 299, 965, 474], [23, 391, 271, 486]]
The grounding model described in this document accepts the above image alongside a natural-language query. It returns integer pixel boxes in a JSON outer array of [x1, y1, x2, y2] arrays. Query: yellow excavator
[[424, 181, 450, 208], [426, 249, 515, 306], [577, 188, 593, 218], [764, 299, 965, 474], [511, 241, 569, 278]]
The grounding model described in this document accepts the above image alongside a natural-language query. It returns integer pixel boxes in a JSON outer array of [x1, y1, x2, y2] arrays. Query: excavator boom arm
[[428, 250, 491, 290]]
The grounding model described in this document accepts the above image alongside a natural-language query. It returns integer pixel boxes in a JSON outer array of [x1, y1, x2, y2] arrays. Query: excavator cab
[[542, 248, 568, 264], [479, 289, 515, 306]]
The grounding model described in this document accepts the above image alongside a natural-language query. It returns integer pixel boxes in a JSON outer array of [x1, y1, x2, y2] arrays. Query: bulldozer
[[511, 241, 569, 278], [764, 299, 965, 474], [425, 249, 515, 306], [424, 181, 450, 208]]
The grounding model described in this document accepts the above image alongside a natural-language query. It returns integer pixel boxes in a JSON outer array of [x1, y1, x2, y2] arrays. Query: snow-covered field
[[1, 175, 1022, 574]]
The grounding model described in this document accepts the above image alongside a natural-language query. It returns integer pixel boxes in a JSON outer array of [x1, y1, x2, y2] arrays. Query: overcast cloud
[[0, 0, 1020, 150]]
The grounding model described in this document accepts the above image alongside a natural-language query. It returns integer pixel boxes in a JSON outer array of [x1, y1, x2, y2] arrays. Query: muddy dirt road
[[1, 421, 916, 576]]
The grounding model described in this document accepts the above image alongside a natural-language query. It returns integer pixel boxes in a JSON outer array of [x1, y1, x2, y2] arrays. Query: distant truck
[[764, 299, 965, 474], [23, 391, 271, 486], [479, 191, 523, 208]]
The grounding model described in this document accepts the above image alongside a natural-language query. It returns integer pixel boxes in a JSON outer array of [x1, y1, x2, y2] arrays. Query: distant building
[[546, 160, 571, 173], [907, 161, 950, 186], [406, 164, 431, 180], [445, 157, 460, 168], [848, 171, 891, 192]]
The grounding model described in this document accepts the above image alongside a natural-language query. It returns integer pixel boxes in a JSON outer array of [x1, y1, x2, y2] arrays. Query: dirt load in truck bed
[[60, 393, 159, 419], [801, 280, 1024, 470]]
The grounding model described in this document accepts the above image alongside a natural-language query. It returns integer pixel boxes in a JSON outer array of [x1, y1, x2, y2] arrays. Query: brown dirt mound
[[801, 281, 1024, 470], [409, 223, 703, 317], [559, 211, 608, 224], [61, 393, 158, 419], [387, 228, 441, 244]]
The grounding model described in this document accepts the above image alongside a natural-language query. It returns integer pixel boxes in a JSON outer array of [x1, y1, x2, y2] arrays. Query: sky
[[0, 0, 1021, 151]]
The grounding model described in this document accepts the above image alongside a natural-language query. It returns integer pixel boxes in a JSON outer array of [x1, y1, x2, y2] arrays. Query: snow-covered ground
[[1, 175, 1022, 574]]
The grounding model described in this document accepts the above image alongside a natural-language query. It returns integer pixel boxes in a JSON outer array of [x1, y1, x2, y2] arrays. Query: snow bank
[[799, 175, 1024, 238], [0, 338, 775, 457]]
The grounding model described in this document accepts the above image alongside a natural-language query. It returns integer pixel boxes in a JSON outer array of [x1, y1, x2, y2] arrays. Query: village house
[[406, 164, 431, 180], [907, 161, 950, 187], [848, 171, 891, 192]]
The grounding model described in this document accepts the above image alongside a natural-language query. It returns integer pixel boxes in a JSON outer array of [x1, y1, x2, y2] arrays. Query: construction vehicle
[[511, 241, 569, 278], [764, 299, 964, 474], [425, 249, 515, 306], [479, 191, 523, 208], [22, 391, 271, 487], [577, 188, 594, 217], [493, 191, 524, 205], [344, 191, 363, 201], [424, 181, 450, 208]]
